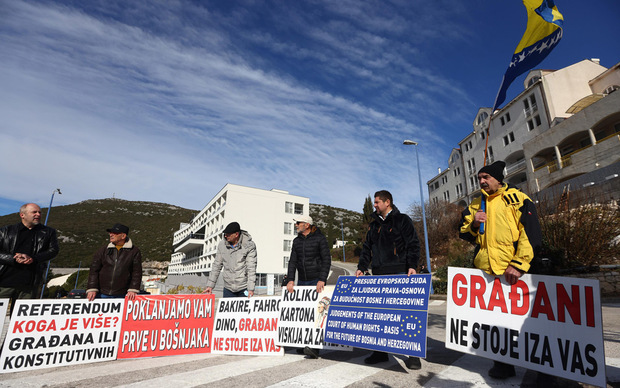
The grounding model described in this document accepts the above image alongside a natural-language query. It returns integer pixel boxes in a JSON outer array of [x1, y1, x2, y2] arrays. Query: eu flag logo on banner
[[493, 0, 564, 110]]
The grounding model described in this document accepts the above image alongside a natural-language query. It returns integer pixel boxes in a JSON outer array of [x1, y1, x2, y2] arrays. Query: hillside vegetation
[[0, 199, 196, 267], [0, 199, 366, 269], [309, 203, 363, 247]]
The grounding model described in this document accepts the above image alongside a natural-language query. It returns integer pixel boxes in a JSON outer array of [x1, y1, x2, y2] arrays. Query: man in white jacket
[[203, 222, 257, 298]]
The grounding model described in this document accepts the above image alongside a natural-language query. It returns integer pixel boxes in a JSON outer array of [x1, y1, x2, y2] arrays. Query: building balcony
[[174, 233, 205, 253], [531, 137, 618, 190], [506, 159, 526, 176]]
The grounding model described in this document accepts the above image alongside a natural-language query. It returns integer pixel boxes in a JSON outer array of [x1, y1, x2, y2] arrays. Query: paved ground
[[1, 262, 619, 387]]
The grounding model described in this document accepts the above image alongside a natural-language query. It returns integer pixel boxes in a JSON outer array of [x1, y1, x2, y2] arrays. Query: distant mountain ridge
[[0, 199, 363, 268], [309, 203, 363, 247], [0, 198, 196, 268]]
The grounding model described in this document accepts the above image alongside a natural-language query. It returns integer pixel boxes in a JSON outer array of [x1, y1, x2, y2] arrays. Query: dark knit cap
[[478, 160, 506, 183], [223, 222, 241, 234]]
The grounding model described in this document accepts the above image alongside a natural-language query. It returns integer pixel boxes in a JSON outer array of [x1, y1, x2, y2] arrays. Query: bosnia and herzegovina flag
[[492, 0, 564, 110]]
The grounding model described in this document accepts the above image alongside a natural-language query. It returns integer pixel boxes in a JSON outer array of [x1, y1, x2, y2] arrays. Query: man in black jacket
[[0, 203, 59, 313], [286, 215, 331, 294], [87, 223, 142, 301], [356, 190, 422, 370], [286, 214, 331, 358]]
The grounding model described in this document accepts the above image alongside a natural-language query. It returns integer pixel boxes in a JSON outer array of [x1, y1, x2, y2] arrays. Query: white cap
[[294, 215, 313, 224]]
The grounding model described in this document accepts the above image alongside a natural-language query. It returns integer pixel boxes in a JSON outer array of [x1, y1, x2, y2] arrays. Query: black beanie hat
[[223, 222, 241, 234], [478, 160, 506, 183]]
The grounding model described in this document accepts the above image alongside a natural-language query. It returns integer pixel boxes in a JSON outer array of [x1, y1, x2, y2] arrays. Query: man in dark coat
[[0, 203, 59, 313], [356, 190, 422, 370], [87, 223, 142, 301], [286, 214, 331, 359], [286, 215, 331, 294]]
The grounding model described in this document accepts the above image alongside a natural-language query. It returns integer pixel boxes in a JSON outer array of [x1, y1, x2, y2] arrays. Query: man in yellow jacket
[[459, 160, 542, 379]]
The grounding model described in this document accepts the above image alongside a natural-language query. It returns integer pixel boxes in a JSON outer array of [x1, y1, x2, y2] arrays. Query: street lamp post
[[40, 188, 61, 298], [340, 219, 346, 262], [403, 140, 433, 294]]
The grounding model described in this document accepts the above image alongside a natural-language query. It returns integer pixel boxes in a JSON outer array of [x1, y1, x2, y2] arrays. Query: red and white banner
[[0, 299, 123, 373], [117, 294, 215, 359], [446, 267, 606, 387], [211, 296, 283, 356]]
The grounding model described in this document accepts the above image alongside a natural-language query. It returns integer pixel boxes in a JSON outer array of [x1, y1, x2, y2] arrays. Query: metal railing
[[506, 159, 526, 175]]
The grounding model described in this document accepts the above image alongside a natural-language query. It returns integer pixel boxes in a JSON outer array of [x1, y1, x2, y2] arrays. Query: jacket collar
[[371, 204, 401, 223], [107, 238, 133, 249], [481, 183, 507, 198]]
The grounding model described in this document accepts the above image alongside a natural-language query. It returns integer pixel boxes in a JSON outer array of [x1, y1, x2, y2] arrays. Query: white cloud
[[0, 0, 465, 213]]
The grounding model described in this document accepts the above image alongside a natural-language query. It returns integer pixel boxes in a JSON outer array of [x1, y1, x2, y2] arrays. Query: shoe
[[404, 356, 421, 370], [303, 346, 319, 359], [364, 351, 389, 364], [488, 361, 516, 379], [535, 372, 558, 386], [296, 348, 305, 354]]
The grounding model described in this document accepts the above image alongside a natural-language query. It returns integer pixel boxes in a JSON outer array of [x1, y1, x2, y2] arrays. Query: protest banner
[[446, 267, 606, 387], [324, 274, 431, 358], [276, 285, 350, 350], [211, 296, 283, 356], [0, 299, 123, 373], [0, 298, 8, 337], [117, 294, 215, 359]]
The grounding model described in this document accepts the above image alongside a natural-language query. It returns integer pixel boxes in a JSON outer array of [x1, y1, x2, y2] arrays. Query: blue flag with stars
[[493, 0, 564, 110]]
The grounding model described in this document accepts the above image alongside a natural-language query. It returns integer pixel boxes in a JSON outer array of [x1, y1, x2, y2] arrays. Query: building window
[[500, 113, 510, 126], [470, 176, 479, 191], [527, 115, 542, 131], [294, 203, 304, 215], [283, 256, 290, 268], [453, 167, 460, 177], [443, 191, 450, 202], [285, 202, 293, 213], [284, 222, 293, 235], [503, 132, 515, 146], [486, 146, 494, 164], [467, 158, 476, 175], [604, 85, 619, 95], [456, 183, 464, 198], [283, 240, 292, 252], [441, 176, 448, 184], [524, 94, 537, 116]]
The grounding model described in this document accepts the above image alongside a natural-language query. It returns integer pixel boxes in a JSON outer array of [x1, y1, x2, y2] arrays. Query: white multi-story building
[[428, 59, 620, 207], [167, 184, 309, 291]]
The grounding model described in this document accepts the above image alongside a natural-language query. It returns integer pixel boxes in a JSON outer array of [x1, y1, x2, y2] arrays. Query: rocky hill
[[0, 199, 364, 269], [0, 199, 197, 268], [309, 203, 364, 247]]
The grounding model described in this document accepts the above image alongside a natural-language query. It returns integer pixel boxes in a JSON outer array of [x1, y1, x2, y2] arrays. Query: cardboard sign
[[324, 274, 431, 357], [446, 267, 606, 387], [0, 299, 123, 373], [211, 296, 283, 356], [117, 294, 215, 359], [276, 285, 350, 350]]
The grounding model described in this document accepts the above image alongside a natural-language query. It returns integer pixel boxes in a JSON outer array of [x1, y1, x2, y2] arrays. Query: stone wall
[[567, 271, 620, 297]]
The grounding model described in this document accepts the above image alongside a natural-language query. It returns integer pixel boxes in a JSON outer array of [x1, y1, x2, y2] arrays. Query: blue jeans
[[223, 288, 248, 298]]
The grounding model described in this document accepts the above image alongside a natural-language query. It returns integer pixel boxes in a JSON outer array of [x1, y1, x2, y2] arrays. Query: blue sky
[[1, 0, 619, 216]]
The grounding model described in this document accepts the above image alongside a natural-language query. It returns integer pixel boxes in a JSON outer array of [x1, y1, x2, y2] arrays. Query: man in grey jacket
[[204, 222, 257, 298]]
